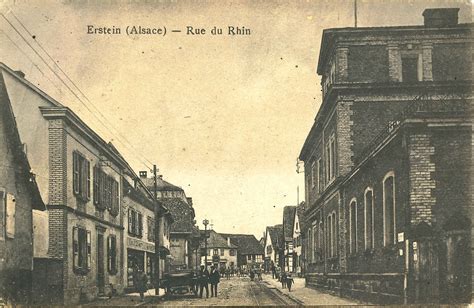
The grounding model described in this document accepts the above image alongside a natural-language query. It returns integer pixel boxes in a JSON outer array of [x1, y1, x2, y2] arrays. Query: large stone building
[[0, 79, 45, 304], [299, 8, 472, 304], [0, 63, 171, 305]]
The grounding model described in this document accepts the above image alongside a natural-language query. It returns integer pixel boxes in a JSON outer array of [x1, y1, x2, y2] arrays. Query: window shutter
[[73, 227, 79, 270], [107, 235, 112, 272], [93, 166, 99, 205], [0, 189, 4, 240], [128, 209, 132, 233], [86, 230, 91, 270], [6, 194, 16, 238], [106, 177, 112, 211], [138, 212, 143, 237], [73, 152, 80, 195], [86, 160, 91, 199]]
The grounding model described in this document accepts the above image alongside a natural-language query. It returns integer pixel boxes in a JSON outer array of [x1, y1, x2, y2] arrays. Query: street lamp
[[203, 219, 209, 268]]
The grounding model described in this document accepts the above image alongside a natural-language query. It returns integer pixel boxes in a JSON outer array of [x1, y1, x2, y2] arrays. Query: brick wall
[[408, 134, 436, 225], [432, 43, 472, 81], [336, 101, 354, 176], [347, 45, 389, 83], [48, 119, 67, 205]]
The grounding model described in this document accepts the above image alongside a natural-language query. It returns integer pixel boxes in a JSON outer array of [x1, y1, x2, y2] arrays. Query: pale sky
[[0, 0, 471, 238]]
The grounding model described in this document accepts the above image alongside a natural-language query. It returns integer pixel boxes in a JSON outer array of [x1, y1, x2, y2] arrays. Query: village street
[[87, 275, 358, 306]]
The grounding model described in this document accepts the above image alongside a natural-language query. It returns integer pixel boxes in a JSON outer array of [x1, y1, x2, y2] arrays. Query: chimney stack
[[14, 70, 25, 78], [227, 237, 231, 246], [423, 8, 459, 27]]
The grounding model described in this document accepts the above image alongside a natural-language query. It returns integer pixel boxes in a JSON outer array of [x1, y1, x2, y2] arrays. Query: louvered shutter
[[73, 152, 80, 194], [85, 160, 91, 199], [73, 227, 79, 270], [86, 230, 91, 270]]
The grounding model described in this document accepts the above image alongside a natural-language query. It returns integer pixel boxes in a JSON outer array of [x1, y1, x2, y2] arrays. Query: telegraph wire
[[8, 10, 153, 168], [0, 12, 154, 170]]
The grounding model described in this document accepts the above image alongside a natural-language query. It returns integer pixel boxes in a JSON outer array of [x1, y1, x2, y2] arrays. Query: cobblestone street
[[87, 275, 359, 306]]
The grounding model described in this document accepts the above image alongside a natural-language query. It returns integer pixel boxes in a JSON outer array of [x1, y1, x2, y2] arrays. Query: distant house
[[0, 77, 45, 304], [295, 202, 306, 276], [200, 230, 237, 268], [264, 224, 283, 271], [220, 234, 264, 269], [283, 206, 297, 272], [143, 175, 200, 271]]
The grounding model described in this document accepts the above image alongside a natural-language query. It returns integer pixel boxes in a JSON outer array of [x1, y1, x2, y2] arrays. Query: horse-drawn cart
[[161, 270, 198, 297]]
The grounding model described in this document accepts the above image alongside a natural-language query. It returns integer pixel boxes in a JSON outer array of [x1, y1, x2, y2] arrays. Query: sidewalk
[[85, 288, 166, 306], [261, 274, 358, 306]]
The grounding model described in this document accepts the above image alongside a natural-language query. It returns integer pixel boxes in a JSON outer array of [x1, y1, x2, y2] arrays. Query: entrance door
[[97, 233, 105, 295], [412, 238, 439, 303]]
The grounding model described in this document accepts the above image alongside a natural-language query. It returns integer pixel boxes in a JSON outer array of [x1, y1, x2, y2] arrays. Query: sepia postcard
[[0, 0, 472, 306]]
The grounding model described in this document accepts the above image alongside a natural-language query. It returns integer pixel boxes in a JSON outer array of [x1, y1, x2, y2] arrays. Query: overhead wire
[[0, 11, 155, 171], [9, 10, 154, 168]]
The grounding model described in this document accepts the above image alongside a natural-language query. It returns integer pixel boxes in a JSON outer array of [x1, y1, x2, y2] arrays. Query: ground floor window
[[107, 235, 117, 274], [73, 226, 91, 274]]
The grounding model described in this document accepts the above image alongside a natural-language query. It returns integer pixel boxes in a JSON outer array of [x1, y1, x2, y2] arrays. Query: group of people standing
[[197, 265, 221, 298], [270, 263, 294, 292]]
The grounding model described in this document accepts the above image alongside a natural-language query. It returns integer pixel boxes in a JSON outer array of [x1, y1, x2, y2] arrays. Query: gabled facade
[[0, 80, 45, 305], [264, 224, 283, 271], [299, 9, 472, 304], [200, 230, 237, 268], [282, 206, 296, 272], [220, 233, 264, 269]]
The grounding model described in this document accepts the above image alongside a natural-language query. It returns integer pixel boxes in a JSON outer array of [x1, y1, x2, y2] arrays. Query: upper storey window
[[401, 54, 422, 82]]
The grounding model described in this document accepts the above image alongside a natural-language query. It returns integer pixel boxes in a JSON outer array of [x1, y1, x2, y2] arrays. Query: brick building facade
[[299, 9, 472, 304], [0, 63, 172, 305]]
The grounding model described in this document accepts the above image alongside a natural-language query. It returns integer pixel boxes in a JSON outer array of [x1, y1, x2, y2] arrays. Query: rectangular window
[[402, 57, 418, 82], [311, 161, 316, 188], [317, 159, 323, 192], [73, 152, 90, 201], [220, 249, 224, 256], [108, 235, 117, 274], [73, 227, 91, 273], [213, 249, 218, 256], [230, 249, 236, 256], [137, 212, 143, 238], [247, 255, 252, 261]]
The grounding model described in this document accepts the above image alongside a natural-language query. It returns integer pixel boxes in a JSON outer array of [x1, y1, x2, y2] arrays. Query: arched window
[[364, 188, 374, 250], [383, 172, 396, 246], [349, 198, 357, 254], [332, 211, 337, 257]]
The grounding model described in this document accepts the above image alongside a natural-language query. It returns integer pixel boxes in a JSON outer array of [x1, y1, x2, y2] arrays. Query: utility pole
[[354, 0, 358, 27], [153, 164, 160, 296], [203, 219, 209, 268]]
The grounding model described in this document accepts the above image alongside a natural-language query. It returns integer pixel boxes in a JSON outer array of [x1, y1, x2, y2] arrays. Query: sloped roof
[[161, 198, 194, 233], [296, 202, 307, 232], [0, 72, 45, 211], [219, 233, 264, 255], [283, 206, 297, 240], [200, 230, 237, 249], [267, 225, 283, 249], [144, 176, 184, 192]]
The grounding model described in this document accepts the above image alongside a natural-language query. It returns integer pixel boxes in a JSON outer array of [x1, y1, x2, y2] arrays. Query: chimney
[[14, 70, 25, 78], [186, 197, 193, 207], [423, 8, 459, 27], [227, 237, 231, 246], [139, 171, 147, 179]]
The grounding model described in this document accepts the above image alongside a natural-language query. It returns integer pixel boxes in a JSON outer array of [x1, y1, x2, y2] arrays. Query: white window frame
[[383, 171, 396, 246], [349, 198, 357, 254], [364, 187, 375, 250]]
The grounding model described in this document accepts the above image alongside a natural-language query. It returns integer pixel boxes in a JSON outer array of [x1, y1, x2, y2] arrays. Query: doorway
[[97, 233, 105, 295]]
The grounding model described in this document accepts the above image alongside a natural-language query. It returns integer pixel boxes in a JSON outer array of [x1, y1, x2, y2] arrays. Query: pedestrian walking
[[209, 265, 220, 297], [198, 265, 209, 298], [280, 271, 287, 289], [271, 262, 276, 279], [286, 273, 295, 292], [133, 267, 148, 302], [225, 267, 230, 280]]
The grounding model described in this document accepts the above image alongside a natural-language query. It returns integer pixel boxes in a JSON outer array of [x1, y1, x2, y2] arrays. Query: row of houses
[[264, 8, 472, 305], [0, 62, 201, 305]]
